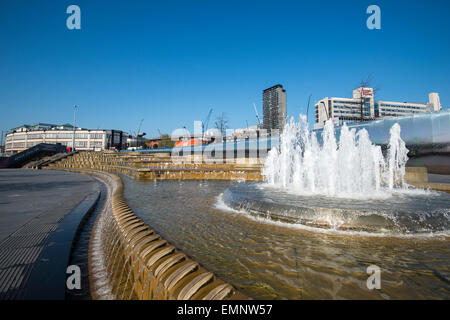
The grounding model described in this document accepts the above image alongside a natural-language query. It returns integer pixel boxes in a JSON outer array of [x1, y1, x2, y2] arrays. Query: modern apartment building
[[5, 123, 128, 154], [263, 84, 287, 132], [315, 88, 442, 125]]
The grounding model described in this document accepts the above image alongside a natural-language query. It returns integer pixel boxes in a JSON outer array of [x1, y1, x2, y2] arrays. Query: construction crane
[[306, 94, 312, 123], [203, 108, 213, 134], [135, 118, 144, 148], [137, 118, 144, 136], [199, 108, 213, 143], [253, 103, 262, 127]]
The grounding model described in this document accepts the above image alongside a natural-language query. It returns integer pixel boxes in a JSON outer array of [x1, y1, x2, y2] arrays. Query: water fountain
[[46, 116, 449, 299], [224, 116, 450, 235]]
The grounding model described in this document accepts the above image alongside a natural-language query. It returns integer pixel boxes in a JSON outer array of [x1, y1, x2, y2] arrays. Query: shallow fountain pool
[[122, 176, 450, 300], [224, 182, 450, 235]]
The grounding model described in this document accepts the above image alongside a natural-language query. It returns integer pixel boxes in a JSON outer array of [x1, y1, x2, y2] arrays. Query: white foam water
[[90, 174, 116, 300], [263, 115, 410, 199]]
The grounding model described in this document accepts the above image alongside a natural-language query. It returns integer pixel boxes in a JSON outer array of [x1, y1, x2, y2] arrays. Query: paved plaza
[[0, 169, 101, 299]]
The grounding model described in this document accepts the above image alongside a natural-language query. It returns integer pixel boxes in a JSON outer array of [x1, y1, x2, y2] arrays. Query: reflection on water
[[122, 176, 450, 299]]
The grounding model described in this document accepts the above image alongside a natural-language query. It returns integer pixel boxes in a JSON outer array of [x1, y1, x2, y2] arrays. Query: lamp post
[[72, 105, 77, 151], [0, 130, 3, 154]]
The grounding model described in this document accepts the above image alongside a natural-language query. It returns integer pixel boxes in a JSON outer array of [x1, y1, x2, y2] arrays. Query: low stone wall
[[405, 167, 428, 184], [407, 182, 450, 193], [134, 168, 261, 181], [403, 167, 450, 193], [61, 168, 246, 300]]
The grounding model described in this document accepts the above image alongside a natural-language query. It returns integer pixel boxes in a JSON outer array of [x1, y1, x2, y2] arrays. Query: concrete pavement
[[0, 169, 101, 299]]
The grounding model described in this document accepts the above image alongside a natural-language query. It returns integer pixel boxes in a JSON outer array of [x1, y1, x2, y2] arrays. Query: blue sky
[[1, 0, 449, 137]]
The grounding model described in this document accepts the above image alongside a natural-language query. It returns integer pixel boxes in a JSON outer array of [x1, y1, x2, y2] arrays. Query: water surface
[[122, 177, 450, 299], [224, 182, 450, 234]]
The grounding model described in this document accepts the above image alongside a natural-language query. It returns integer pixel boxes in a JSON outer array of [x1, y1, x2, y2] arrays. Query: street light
[[72, 105, 77, 151], [0, 130, 4, 154]]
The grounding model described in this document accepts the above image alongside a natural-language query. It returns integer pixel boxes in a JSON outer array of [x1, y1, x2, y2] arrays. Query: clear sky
[[1, 0, 449, 138]]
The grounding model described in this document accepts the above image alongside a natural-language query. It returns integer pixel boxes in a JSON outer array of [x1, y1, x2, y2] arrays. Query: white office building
[[5, 123, 129, 154], [315, 88, 442, 126]]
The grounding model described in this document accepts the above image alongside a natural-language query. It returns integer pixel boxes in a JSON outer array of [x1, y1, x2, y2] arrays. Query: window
[[13, 135, 26, 141], [90, 133, 103, 139], [75, 141, 87, 147], [75, 133, 88, 139], [90, 141, 103, 148], [13, 142, 25, 148], [28, 134, 43, 140], [46, 133, 57, 139], [58, 133, 73, 139]]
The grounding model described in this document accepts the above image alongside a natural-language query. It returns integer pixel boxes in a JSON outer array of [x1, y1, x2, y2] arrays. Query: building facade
[[315, 88, 442, 126], [5, 123, 128, 154], [263, 84, 287, 132]]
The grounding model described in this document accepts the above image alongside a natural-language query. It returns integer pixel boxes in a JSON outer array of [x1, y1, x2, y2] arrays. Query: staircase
[[0, 143, 68, 169]]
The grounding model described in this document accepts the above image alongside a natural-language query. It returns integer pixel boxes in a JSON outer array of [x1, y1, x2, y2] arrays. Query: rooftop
[[263, 84, 284, 92], [9, 123, 83, 133]]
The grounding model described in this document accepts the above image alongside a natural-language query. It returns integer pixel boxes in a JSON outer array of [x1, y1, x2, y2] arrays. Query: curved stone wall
[[61, 168, 246, 300]]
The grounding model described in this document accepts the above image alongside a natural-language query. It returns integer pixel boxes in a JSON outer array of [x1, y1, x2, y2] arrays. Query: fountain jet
[[263, 115, 409, 198]]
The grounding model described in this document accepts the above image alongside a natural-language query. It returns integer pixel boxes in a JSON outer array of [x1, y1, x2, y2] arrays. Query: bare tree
[[215, 112, 229, 136], [358, 74, 381, 93], [357, 74, 381, 121]]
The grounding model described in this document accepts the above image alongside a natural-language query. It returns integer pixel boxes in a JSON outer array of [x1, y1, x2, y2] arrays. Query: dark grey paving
[[0, 169, 101, 300], [23, 190, 100, 300], [0, 169, 95, 242]]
